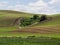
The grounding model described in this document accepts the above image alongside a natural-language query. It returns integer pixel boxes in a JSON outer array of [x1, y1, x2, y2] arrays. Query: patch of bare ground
[[8, 26, 60, 34]]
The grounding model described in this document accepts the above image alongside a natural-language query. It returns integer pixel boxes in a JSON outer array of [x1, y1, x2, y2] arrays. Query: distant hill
[[0, 10, 60, 27], [0, 10, 30, 14]]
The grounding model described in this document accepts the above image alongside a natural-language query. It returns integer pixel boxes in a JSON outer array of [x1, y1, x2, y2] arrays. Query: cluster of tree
[[20, 15, 47, 26], [20, 18, 33, 26]]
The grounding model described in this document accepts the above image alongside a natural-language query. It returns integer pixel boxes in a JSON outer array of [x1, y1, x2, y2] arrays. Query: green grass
[[0, 26, 18, 32], [0, 33, 60, 38], [0, 37, 60, 45]]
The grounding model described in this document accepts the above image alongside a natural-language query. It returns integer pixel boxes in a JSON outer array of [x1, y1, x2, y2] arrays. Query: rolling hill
[[0, 10, 60, 37], [0, 10, 33, 26]]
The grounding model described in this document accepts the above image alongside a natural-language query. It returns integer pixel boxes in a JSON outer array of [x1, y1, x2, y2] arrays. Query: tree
[[33, 15, 39, 20], [40, 15, 47, 22], [20, 18, 33, 26]]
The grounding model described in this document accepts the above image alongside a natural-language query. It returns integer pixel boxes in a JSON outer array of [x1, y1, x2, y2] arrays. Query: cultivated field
[[0, 10, 60, 45], [0, 10, 60, 36]]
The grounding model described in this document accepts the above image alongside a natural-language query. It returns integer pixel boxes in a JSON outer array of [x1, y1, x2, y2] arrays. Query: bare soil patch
[[8, 26, 60, 34]]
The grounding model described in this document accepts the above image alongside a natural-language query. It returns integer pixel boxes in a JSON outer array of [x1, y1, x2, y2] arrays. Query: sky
[[0, 0, 60, 14]]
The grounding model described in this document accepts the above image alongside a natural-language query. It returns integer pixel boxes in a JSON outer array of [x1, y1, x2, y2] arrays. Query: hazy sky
[[0, 0, 60, 14]]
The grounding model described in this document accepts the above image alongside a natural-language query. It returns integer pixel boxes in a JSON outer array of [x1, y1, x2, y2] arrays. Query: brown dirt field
[[8, 26, 60, 34]]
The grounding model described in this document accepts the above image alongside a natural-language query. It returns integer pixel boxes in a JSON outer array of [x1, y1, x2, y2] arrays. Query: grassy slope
[[0, 10, 33, 26], [0, 10, 60, 37], [0, 10, 33, 32]]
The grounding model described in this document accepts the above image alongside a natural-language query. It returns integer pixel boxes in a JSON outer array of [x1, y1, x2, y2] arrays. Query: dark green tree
[[40, 15, 47, 22], [33, 15, 39, 20]]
